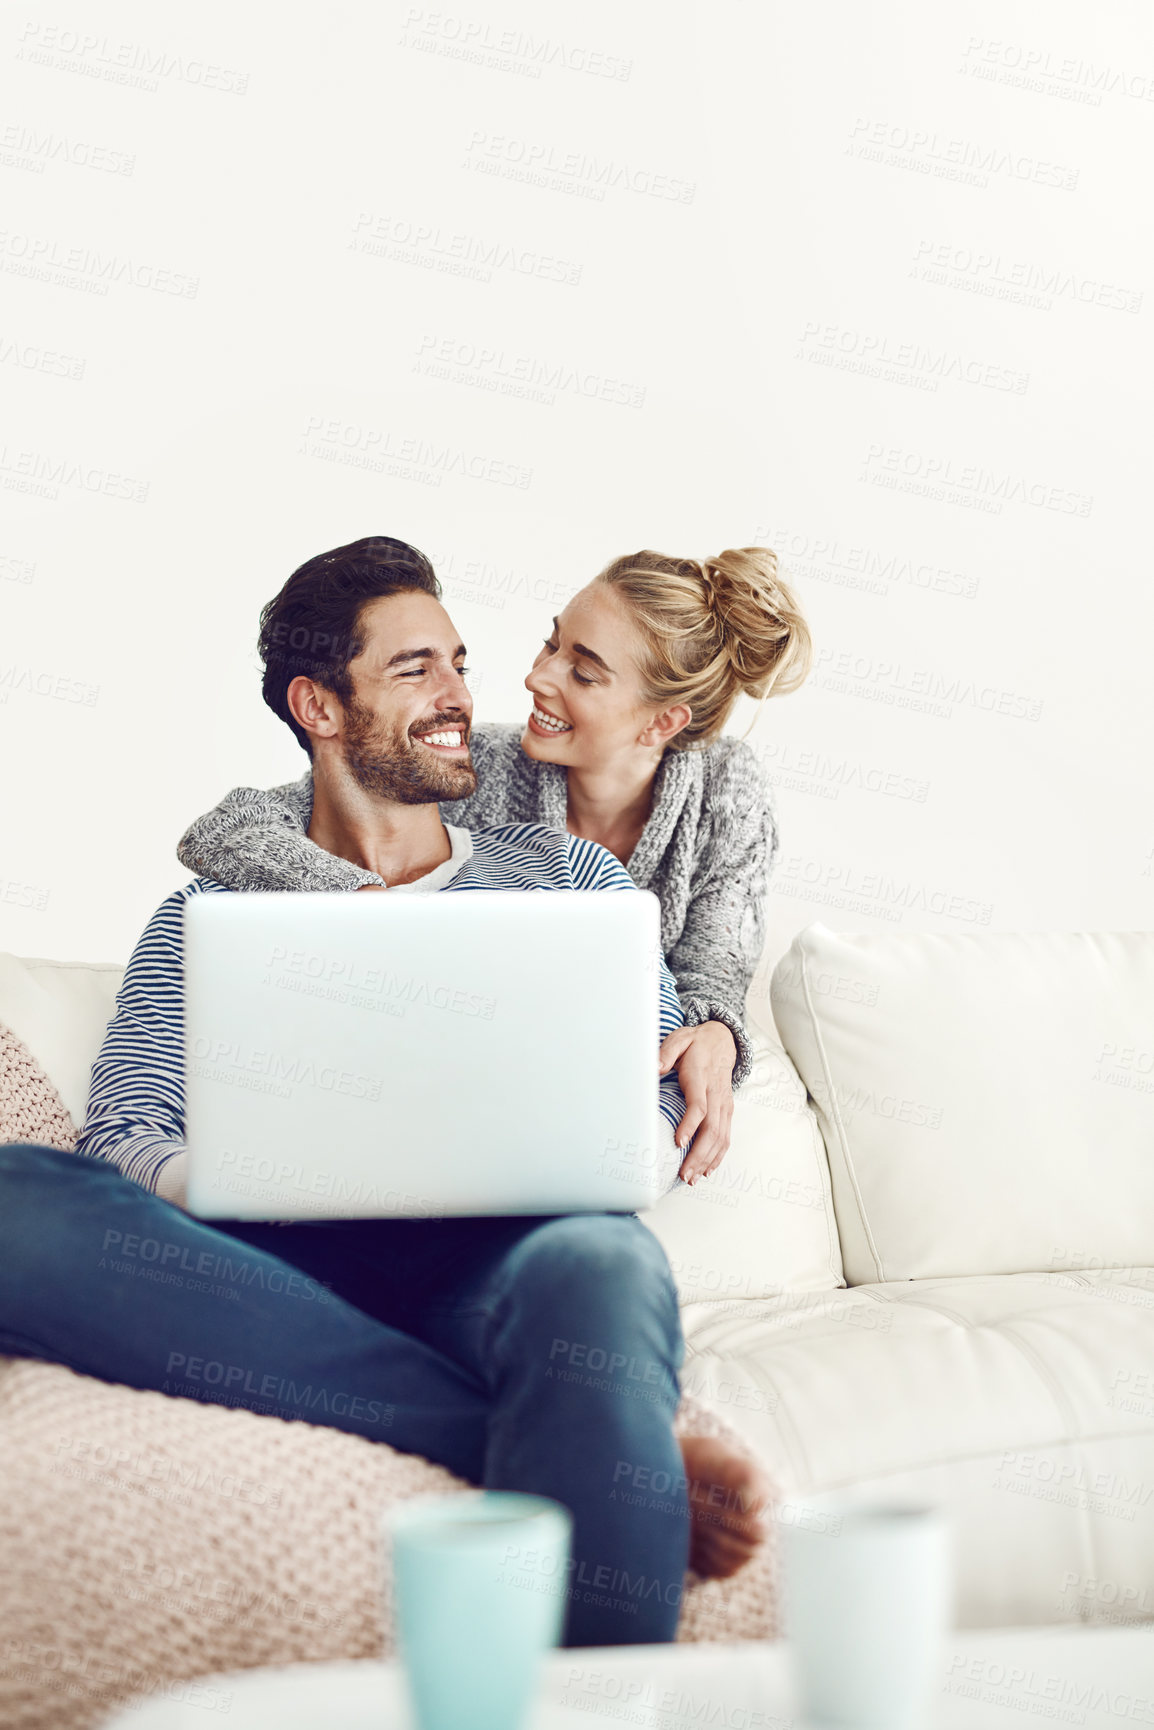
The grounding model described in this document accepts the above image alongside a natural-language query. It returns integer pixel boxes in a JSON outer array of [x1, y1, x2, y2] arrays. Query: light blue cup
[[383, 1490, 573, 1730]]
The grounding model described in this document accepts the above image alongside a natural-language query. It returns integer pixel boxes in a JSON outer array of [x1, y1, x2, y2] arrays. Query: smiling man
[[0, 535, 772, 1651]]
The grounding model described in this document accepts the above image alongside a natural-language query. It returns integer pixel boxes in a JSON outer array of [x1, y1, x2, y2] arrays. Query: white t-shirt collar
[[387, 823, 474, 893]]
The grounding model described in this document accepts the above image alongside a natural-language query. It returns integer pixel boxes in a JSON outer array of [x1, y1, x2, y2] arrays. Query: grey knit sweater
[[176, 724, 780, 1087]]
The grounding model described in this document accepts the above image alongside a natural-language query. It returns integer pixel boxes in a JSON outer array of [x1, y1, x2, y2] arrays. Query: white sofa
[[2, 920, 1152, 1634]]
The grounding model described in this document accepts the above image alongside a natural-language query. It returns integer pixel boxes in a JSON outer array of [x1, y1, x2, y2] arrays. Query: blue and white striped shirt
[[75, 821, 692, 1202]]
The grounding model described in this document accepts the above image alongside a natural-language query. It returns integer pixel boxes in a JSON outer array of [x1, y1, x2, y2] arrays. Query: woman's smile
[[527, 700, 573, 738]]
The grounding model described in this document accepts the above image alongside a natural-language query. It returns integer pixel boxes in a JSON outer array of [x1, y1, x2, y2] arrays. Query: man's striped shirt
[[75, 821, 692, 1201]]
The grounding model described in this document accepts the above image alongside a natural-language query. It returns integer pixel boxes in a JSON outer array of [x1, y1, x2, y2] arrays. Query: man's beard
[[341, 695, 478, 805]]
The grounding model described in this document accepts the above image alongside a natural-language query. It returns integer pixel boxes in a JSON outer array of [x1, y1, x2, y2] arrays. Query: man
[[0, 536, 770, 1648]]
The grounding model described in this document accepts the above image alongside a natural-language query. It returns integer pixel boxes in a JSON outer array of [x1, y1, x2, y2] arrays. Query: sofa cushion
[[679, 1267, 1154, 1630], [770, 923, 1154, 1283], [642, 1020, 842, 1300], [0, 1024, 78, 1153], [0, 1360, 778, 1730], [0, 954, 123, 1130]]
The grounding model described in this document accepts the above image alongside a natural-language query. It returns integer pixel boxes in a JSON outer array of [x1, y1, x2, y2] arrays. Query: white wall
[[2, 1, 1151, 1002]]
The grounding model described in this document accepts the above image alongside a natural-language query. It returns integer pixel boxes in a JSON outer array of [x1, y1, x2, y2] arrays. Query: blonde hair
[[593, 546, 812, 750]]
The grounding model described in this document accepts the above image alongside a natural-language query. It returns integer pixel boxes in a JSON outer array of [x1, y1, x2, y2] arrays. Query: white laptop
[[182, 890, 674, 1219]]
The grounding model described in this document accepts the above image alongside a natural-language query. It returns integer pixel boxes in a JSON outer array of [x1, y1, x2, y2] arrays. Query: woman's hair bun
[[595, 544, 813, 750], [699, 547, 810, 699]]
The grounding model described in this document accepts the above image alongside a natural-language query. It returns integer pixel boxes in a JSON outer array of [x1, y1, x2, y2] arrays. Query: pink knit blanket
[[0, 1023, 779, 1728]]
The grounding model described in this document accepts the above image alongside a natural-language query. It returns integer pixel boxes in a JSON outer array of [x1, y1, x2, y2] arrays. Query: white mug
[[779, 1498, 952, 1730]]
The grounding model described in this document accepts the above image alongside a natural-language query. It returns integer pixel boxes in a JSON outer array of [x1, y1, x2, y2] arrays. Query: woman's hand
[[658, 1020, 738, 1185]]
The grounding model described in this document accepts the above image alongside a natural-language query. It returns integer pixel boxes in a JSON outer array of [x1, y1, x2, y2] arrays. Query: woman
[[178, 545, 812, 1181]]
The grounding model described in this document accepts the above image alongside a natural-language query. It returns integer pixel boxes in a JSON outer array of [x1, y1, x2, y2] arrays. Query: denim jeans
[[0, 1143, 691, 1646]]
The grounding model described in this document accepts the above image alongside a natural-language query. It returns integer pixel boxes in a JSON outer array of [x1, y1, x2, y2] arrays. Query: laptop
[[182, 889, 669, 1219]]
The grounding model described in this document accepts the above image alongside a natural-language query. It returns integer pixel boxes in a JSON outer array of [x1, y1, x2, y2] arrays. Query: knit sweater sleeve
[[175, 772, 378, 892], [666, 739, 779, 1091], [174, 728, 511, 892]]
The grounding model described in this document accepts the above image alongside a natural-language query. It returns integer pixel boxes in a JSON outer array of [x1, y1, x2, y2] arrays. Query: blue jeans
[[0, 1143, 691, 1646]]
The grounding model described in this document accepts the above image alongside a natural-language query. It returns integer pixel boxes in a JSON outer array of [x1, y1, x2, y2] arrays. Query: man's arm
[[73, 883, 215, 1207], [565, 834, 691, 1198]]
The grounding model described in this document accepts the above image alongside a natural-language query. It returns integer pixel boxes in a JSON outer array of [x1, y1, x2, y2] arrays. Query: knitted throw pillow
[[0, 1023, 78, 1153]]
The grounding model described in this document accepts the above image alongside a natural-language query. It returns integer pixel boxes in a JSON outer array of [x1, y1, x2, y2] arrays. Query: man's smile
[[412, 725, 469, 754]]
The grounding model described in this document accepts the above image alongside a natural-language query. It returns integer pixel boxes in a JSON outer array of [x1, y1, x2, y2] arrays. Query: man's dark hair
[[258, 536, 441, 756]]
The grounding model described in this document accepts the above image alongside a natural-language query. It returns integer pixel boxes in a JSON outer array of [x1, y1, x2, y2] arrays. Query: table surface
[[100, 1623, 1154, 1729]]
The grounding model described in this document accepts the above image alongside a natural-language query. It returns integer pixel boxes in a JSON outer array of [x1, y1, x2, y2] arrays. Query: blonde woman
[[177, 543, 812, 1180]]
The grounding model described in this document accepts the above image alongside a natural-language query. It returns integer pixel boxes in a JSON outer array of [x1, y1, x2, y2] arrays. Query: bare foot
[[679, 1433, 775, 1579]]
